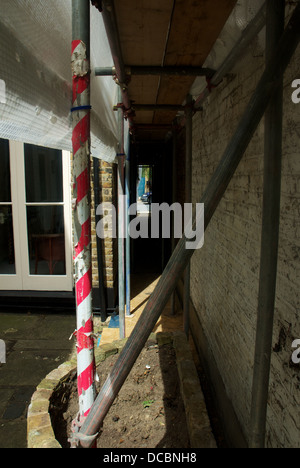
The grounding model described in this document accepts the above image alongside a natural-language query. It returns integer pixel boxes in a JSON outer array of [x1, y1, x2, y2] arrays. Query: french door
[[0, 139, 73, 291]]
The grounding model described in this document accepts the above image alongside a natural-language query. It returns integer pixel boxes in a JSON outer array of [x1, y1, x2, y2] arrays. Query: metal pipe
[[194, 2, 267, 110], [117, 87, 125, 339], [94, 66, 116, 76], [99, 0, 134, 125], [78, 3, 300, 447], [95, 65, 215, 77], [184, 94, 193, 337], [249, 0, 285, 449], [171, 127, 177, 316], [71, 0, 96, 423], [125, 138, 131, 317]]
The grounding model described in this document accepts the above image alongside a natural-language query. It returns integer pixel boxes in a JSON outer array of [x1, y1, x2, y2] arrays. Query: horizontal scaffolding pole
[[78, 1, 300, 449], [95, 65, 215, 77], [94, 66, 116, 76]]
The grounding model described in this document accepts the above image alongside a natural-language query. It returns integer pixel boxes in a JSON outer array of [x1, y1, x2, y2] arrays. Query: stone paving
[[0, 312, 76, 448]]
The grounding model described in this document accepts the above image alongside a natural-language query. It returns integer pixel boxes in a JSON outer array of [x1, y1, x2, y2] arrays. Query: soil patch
[[50, 340, 190, 449]]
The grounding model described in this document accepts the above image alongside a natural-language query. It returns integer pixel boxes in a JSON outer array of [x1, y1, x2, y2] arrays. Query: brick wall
[[73, 157, 117, 311], [190, 34, 300, 447], [91, 160, 117, 292]]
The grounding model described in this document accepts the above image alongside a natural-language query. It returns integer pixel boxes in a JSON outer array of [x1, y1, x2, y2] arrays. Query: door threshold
[[0, 290, 76, 313]]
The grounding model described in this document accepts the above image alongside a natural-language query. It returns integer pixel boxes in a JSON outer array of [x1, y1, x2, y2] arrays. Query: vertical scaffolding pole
[[125, 139, 131, 316], [249, 0, 285, 449], [171, 127, 177, 316], [184, 94, 193, 337], [117, 87, 125, 339], [71, 0, 96, 418]]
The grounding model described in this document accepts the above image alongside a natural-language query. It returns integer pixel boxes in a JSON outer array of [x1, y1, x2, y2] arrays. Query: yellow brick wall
[[71, 155, 117, 291]]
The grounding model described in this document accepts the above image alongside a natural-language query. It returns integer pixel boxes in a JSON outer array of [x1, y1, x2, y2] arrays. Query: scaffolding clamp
[[114, 76, 129, 92], [113, 102, 136, 120], [206, 76, 218, 93], [113, 102, 124, 112], [69, 412, 99, 448]]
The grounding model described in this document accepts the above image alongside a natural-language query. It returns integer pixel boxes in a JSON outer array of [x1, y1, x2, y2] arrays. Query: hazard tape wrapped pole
[[70, 0, 96, 447]]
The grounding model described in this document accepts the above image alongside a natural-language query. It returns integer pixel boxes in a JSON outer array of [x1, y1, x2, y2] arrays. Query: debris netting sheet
[[0, 0, 118, 163]]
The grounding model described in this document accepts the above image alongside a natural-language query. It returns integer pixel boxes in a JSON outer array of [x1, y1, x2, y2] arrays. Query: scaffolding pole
[[249, 0, 285, 449], [77, 3, 300, 448], [171, 127, 177, 316], [125, 141, 131, 317], [184, 94, 193, 337], [100, 0, 134, 128], [117, 87, 126, 339], [95, 65, 215, 77], [71, 0, 96, 427]]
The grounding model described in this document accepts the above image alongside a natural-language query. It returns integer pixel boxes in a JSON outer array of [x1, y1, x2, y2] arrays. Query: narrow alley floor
[[98, 273, 183, 345], [0, 273, 184, 448]]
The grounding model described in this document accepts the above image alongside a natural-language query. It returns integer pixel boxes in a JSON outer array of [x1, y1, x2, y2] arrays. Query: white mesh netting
[[0, 0, 119, 163], [2, 0, 290, 156]]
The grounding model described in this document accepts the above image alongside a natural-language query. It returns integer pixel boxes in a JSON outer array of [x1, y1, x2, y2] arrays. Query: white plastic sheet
[[0, 0, 118, 163]]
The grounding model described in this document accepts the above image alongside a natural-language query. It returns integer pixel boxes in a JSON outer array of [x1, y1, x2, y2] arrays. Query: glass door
[[24, 144, 66, 276], [0, 139, 22, 289], [1, 140, 73, 291]]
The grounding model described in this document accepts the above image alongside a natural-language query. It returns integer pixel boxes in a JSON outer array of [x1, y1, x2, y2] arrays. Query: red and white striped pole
[[71, 0, 96, 424]]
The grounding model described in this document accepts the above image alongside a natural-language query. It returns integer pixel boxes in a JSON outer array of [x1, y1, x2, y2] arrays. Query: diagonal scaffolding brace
[[249, 0, 285, 449]]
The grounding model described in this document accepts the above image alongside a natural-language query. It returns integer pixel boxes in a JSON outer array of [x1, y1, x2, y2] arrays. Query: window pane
[[0, 139, 11, 202], [24, 144, 63, 203], [0, 206, 15, 274], [27, 206, 65, 276]]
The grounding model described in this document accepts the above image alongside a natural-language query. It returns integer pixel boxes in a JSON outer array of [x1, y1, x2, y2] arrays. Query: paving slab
[[0, 312, 76, 449]]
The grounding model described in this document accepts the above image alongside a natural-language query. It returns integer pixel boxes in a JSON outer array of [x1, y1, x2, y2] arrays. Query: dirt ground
[[51, 340, 190, 449]]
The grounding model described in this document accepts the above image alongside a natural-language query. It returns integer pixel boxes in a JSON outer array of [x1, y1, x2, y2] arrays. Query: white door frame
[[0, 141, 22, 289], [0, 141, 73, 292]]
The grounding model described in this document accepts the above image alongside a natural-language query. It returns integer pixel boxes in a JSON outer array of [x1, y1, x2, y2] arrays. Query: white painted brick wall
[[190, 32, 300, 447]]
